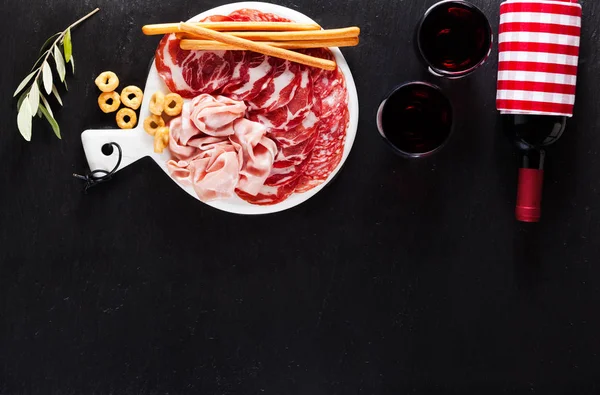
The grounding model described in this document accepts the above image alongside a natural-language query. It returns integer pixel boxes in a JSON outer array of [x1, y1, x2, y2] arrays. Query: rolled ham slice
[[167, 94, 277, 202], [231, 118, 278, 195], [189, 94, 247, 136]]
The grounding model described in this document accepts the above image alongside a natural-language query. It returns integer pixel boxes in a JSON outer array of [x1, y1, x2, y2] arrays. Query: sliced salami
[[303, 48, 338, 99], [295, 109, 348, 193], [294, 69, 349, 193]]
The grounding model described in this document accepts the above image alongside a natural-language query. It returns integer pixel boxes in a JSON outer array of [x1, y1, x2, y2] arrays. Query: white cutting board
[[81, 1, 359, 215]]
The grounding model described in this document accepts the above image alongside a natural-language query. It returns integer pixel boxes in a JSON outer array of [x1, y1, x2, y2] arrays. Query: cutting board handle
[[81, 128, 153, 173]]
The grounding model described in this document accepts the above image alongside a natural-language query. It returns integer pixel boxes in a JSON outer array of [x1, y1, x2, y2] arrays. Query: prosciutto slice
[[231, 119, 278, 195], [189, 94, 247, 137], [167, 120, 239, 201], [167, 94, 277, 201]]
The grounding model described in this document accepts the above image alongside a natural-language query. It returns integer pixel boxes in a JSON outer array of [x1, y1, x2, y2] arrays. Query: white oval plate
[[81, 1, 359, 215]]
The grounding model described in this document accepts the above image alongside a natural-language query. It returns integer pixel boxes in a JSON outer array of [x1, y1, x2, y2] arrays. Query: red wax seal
[[516, 168, 545, 223]]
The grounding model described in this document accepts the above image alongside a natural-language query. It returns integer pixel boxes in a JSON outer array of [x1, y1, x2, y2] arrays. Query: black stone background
[[1, 0, 599, 393]]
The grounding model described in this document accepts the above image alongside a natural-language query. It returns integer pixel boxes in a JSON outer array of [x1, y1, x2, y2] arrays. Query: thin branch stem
[[31, 8, 100, 88], [68, 7, 100, 31]]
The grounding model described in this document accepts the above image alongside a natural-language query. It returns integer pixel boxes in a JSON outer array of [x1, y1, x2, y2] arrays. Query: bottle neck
[[521, 149, 546, 170]]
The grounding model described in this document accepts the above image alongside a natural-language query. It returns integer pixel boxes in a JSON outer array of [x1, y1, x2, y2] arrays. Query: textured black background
[[1, 0, 600, 393]]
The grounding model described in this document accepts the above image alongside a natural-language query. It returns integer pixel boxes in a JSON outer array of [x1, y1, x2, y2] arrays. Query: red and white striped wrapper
[[497, 0, 582, 117]]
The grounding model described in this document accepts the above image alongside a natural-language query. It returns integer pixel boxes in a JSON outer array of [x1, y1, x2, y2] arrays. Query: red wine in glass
[[417, 1, 493, 78], [377, 82, 453, 157]]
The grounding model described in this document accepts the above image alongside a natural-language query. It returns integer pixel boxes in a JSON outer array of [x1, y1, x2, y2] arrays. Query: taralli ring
[[116, 108, 137, 129], [143, 115, 165, 136], [154, 126, 170, 154], [149, 92, 165, 116], [95, 71, 120, 93], [163, 93, 183, 116], [121, 86, 144, 110], [98, 91, 121, 113]]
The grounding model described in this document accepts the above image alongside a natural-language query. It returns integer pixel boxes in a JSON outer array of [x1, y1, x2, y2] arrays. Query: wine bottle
[[504, 115, 566, 222], [496, 0, 581, 223]]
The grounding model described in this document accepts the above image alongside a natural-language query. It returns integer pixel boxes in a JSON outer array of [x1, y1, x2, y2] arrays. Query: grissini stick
[[178, 22, 337, 71], [179, 37, 359, 51], [142, 21, 322, 35]]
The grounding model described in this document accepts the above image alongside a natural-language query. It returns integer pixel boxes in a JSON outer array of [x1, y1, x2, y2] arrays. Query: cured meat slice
[[295, 109, 349, 193], [202, 15, 235, 22], [277, 131, 320, 165], [268, 104, 320, 147], [246, 60, 300, 112], [167, 132, 240, 202], [264, 162, 306, 187], [301, 48, 339, 99], [178, 50, 232, 96], [248, 67, 313, 131], [294, 69, 349, 193], [156, 34, 233, 98], [319, 75, 347, 121], [260, 87, 322, 187], [227, 9, 292, 22], [167, 94, 277, 201], [230, 119, 278, 195], [155, 34, 189, 96], [188, 94, 247, 137], [220, 52, 275, 102], [264, 132, 319, 186], [236, 178, 300, 206]]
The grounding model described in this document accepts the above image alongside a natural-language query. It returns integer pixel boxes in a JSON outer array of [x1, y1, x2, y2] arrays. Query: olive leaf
[[28, 83, 40, 115], [17, 90, 29, 110], [17, 98, 33, 141], [53, 46, 66, 82], [40, 94, 53, 117], [63, 28, 72, 63], [42, 61, 53, 94], [13, 7, 99, 141], [52, 84, 63, 106], [39, 104, 61, 139], [39, 32, 61, 55], [14, 71, 36, 97], [32, 51, 53, 71]]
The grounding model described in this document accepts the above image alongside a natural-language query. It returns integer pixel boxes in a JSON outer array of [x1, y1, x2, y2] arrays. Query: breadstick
[[142, 22, 322, 35], [178, 27, 361, 41], [180, 37, 359, 51], [178, 22, 337, 70]]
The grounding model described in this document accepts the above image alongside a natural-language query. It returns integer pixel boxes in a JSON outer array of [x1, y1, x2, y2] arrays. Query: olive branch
[[14, 8, 100, 141]]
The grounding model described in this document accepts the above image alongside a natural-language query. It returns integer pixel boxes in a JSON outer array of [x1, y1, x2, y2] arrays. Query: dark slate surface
[[1, 0, 600, 393]]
